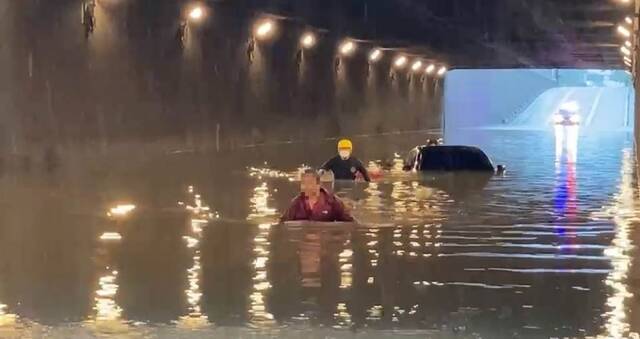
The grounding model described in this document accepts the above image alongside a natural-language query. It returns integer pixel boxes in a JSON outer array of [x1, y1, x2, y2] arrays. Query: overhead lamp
[[621, 45, 632, 56], [625, 40, 632, 48], [618, 25, 631, 37], [369, 49, 382, 62], [626, 17, 633, 25], [189, 6, 204, 21], [437, 66, 447, 76], [411, 60, 423, 71], [300, 32, 316, 48], [425, 64, 436, 74], [255, 19, 275, 40], [394, 56, 407, 68], [339, 41, 356, 56]]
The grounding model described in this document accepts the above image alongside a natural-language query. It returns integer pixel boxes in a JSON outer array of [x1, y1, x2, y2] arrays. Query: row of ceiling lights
[[615, 1, 635, 69], [185, 5, 448, 76]]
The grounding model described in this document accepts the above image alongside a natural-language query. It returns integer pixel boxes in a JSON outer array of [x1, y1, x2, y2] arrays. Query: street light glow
[[624, 56, 632, 63], [301, 32, 316, 48], [369, 49, 382, 62], [621, 45, 631, 56], [437, 66, 447, 76], [618, 25, 631, 37], [626, 17, 633, 25], [255, 20, 275, 39], [189, 7, 204, 21], [625, 40, 632, 48], [411, 60, 423, 71], [425, 64, 435, 74], [394, 56, 407, 68], [340, 41, 356, 56]]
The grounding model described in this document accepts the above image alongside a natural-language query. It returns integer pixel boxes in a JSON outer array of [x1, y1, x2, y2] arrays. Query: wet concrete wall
[[2, 0, 443, 156]]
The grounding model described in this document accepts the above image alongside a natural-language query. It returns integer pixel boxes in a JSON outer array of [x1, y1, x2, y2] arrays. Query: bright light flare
[[100, 232, 122, 241], [340, 41, 356, 56], [255, 20, 275, 39], [621, 45, 631, 56], [108, 204, 136, 217], [569, 114, 581, 124], [369, 48, 382, 62], [425, 64, 435, 74], [394, 56, 407, 68], [437, 66, 447, 76], [626, 17, 633, 25], [300, 32, 316, 48], [411, 60, 423, 71], [618, 25, 631, 38], [625, 40, 632, 48], [188, 6, 204, 21]]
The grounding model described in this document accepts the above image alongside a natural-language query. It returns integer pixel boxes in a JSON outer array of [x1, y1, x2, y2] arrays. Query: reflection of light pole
[[82, 0, 96, 38]]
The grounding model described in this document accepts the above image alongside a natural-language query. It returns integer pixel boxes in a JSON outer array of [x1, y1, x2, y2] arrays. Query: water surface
[[0, 129, 638, 338]]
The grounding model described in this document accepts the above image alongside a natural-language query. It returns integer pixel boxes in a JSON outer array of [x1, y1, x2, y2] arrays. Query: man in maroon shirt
[[281, 170, 354, 222]]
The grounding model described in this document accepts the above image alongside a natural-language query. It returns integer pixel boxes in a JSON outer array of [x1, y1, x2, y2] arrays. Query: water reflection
[[178, 186, 212, 329], [0, 130, 637, 337], [596, 149, 635, 338]]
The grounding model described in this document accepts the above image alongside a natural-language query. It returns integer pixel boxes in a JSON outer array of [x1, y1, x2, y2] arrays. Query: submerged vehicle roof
[[417, 145, 495, 172]]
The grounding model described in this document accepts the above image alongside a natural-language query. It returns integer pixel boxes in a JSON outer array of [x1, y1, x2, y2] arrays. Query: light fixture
[[394, 56, 407, 68], [618, 25, 631, 38], [621, 45, 631, 56], [425, 64, 435, 74], [437, 66, 447, 76], [339, 41, 356, 56], [625, 40, 632, 48], [626, 17, 633, 25], [301, 32, 316, 49], [369, 48, 382, 62], [255, 19, 275, 40], [411, 60, 423, 71], [189, 6, 204, 21]]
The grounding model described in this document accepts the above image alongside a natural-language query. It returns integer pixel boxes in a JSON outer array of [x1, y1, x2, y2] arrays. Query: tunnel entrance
[[443, 69, 634, 143]]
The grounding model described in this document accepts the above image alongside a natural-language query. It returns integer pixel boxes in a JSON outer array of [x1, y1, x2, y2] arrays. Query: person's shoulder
[[351, 157, 365, 165]]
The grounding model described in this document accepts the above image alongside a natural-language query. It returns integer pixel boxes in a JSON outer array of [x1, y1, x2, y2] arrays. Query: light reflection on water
[[0, 130, 637, 337]]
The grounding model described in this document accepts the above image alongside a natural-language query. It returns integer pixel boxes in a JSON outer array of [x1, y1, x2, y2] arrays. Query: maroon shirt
[[281, 188, 354, 222]]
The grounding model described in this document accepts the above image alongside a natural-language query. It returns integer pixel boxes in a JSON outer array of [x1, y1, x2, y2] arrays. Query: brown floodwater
[[0, 129, 638, 338]]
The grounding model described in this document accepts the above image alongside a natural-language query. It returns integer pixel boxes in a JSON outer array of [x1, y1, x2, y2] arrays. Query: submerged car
[[404, 145, 496, 172], [553, 109, 580, 126], [553, 101, 580, 126]]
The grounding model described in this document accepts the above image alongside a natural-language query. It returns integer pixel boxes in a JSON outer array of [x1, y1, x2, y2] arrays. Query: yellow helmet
[[337, 139, 353, 150]]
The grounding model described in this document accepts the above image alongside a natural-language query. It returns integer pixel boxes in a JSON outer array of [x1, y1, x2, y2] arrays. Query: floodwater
[[0, 128, 638, 338]]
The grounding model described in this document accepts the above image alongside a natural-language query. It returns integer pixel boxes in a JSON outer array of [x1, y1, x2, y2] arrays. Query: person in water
[[281, 169, 354, 222], [320, 139, 371, 182]]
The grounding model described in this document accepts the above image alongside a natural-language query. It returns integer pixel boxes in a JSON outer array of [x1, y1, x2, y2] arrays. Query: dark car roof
[[418, 145, 495, 172]]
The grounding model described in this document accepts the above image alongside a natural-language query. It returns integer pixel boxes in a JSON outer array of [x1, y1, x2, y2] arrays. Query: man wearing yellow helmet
[[320, 139, 370, 182]]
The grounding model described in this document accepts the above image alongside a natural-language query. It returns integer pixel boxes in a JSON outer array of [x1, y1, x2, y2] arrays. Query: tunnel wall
[[1, 0, 443, 156]]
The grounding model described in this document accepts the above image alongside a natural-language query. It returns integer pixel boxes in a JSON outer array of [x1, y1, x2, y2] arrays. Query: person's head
[[337, 139, 353, 160], [300, 169, 321, 197], [426, 138, 439, 146]]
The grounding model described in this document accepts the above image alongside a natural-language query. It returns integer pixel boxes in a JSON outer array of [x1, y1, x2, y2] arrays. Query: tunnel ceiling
[[259, 0, 632, 69], [383, 0, 632, 69]]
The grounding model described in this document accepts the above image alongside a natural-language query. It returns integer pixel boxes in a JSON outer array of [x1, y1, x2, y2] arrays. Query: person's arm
[[331, 196, 354, 222], [355, 159, 371, 182], [280, 198, 299, 222]]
